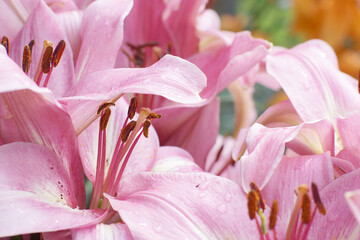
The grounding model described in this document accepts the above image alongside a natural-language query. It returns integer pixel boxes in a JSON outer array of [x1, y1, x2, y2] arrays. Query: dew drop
[[216, 204, 227, 213], [198, 192, 207, 198], [155, 225, 162, 233], [224, 193, 232, 202]]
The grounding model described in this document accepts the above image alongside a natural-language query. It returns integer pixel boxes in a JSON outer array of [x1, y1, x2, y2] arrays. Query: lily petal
[[71, 223, 133, 240], [108, 172, 257, 239]]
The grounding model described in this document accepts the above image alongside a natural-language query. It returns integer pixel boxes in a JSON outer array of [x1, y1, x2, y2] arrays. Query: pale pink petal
[[78, 98, 159, 182], [151, 146, 202, 173], [74, 0, 133, 82], [0, 52, 85, 206], [153, 97, 219, 169], [0, 142, 106, 237], [189, 31, 270, 98], [345, 190, 360, 225], [308, 168, 360, 239], [261, 153, 333, 239], [45, 0, 78, 12], [0, 0, 39, 40], [10, 1, 76, 98], [71, 223, 133, 240], [336, 113, 360, 168], [197, 9, 221, 32], [267, 40, 360, 122], [107, 172, 258, 239], [239, 123, 301, 192]]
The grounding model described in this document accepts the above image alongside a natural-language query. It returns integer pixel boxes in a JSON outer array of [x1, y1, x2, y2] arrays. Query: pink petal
[[267, 40, 360, 122], [0, 52, 85, 207], [336, 113, 360, 169], [345, 190, 360, 225], [71, 223, 133, 240], [0, 142, 106, 237], [151, 146, 203, 173], [261, 152, 333, 239], [74, 0, 133, 82], [0, 0, 39, 40], [308, 168, 360, 239], [153, 97, 219, 169], [107, 172, 258, 239], [10, 1, 76, 98]]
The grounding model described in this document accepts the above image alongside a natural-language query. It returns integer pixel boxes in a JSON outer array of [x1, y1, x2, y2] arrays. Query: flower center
[[89, 97, 161, 223], [247, 182, 326, 240], [1, 36, 65, 88]]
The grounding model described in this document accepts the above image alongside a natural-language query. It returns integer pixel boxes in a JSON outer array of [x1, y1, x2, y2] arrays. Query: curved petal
[[75, 0, 133, 82], [10, 1, 76, 98], [0, 142, 106, 237], [151, 146, 202, 173], [71, 223, 133, 240], [0, 51, 85, 207], [78, 98, 159, 183], [308, 168, 360, 239], [108, 172, 257, 239], [345, 190, 360, 225], [267, 39, 360, 122]]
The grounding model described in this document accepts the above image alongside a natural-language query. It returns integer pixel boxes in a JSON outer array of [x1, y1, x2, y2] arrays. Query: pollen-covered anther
[[41, 45, 53, 74], [301, 193, 311, 224], [143, 120, 151, 138], [1, 36, 9, 55], [128, 97, 138, 119], [247, 190, 259, 220], [250, 182, 265, 210], [120, 121, 136, 142], [97, 102, 116, 115], [22, 45, 31, 74], [100, 108, 111, 130], [311, 182, 326, 215], [28, 39, 35, 53], [52, 40, 65, 67], [147, 113, 162, 120], [269, 200, 278, 230]]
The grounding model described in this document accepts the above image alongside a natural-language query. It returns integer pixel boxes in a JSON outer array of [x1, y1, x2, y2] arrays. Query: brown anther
[[128, 97, 138, 119], [1, 36, 9, 55], [100, 108, 111, 130], [121, 48, 137, 66], [301, 193, 311, 224], [167, 42, 172, 54], [28, 39, 35, 53], [269, 200, 278, 230], [41, 45, 53, 74], [52, 40, 65, 67], [97, 102, 115, 115], [120, 121, 136, 142], [247, 190, 259, 220], [147, 113, 162, 120], [250, 182, 265, 210], [22, 45, 31, 74], [143, 120, 151, 138], [126, 41, 158, 50], [311, 182, 326, 215], [358, 70, 360, 94]]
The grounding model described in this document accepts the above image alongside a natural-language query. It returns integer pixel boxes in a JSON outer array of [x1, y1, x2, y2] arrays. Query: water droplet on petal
[[198, 192, 207, 198], [155, 225, 162, 233], [224, 193, 232, 202], [216, 204, 227, 213]]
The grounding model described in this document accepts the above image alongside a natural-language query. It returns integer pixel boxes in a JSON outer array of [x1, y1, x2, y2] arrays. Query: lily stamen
[[22, 45, 31, 74], [1, 36, 9, 55]]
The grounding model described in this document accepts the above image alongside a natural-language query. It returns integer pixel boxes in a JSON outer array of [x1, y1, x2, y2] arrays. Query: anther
[[250, 182, 265, 210], [311, 182, 326, 215], [143, 120, 151, 138], [28, 39, 35, 53], [147, 113, 162, 120], [120, 121, 136, 142], [22, 45, 31, 74], [1, 36, 9, 55], [52, 40, 65, 67], [301, 193, 311, 224], [97, 102, 115, 115], [100, 108, 111, 130], [269, 200, 278, 230], [41, 45, 53, 74], [128, 97, 138, 119], [247, 190, 259, 220]]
